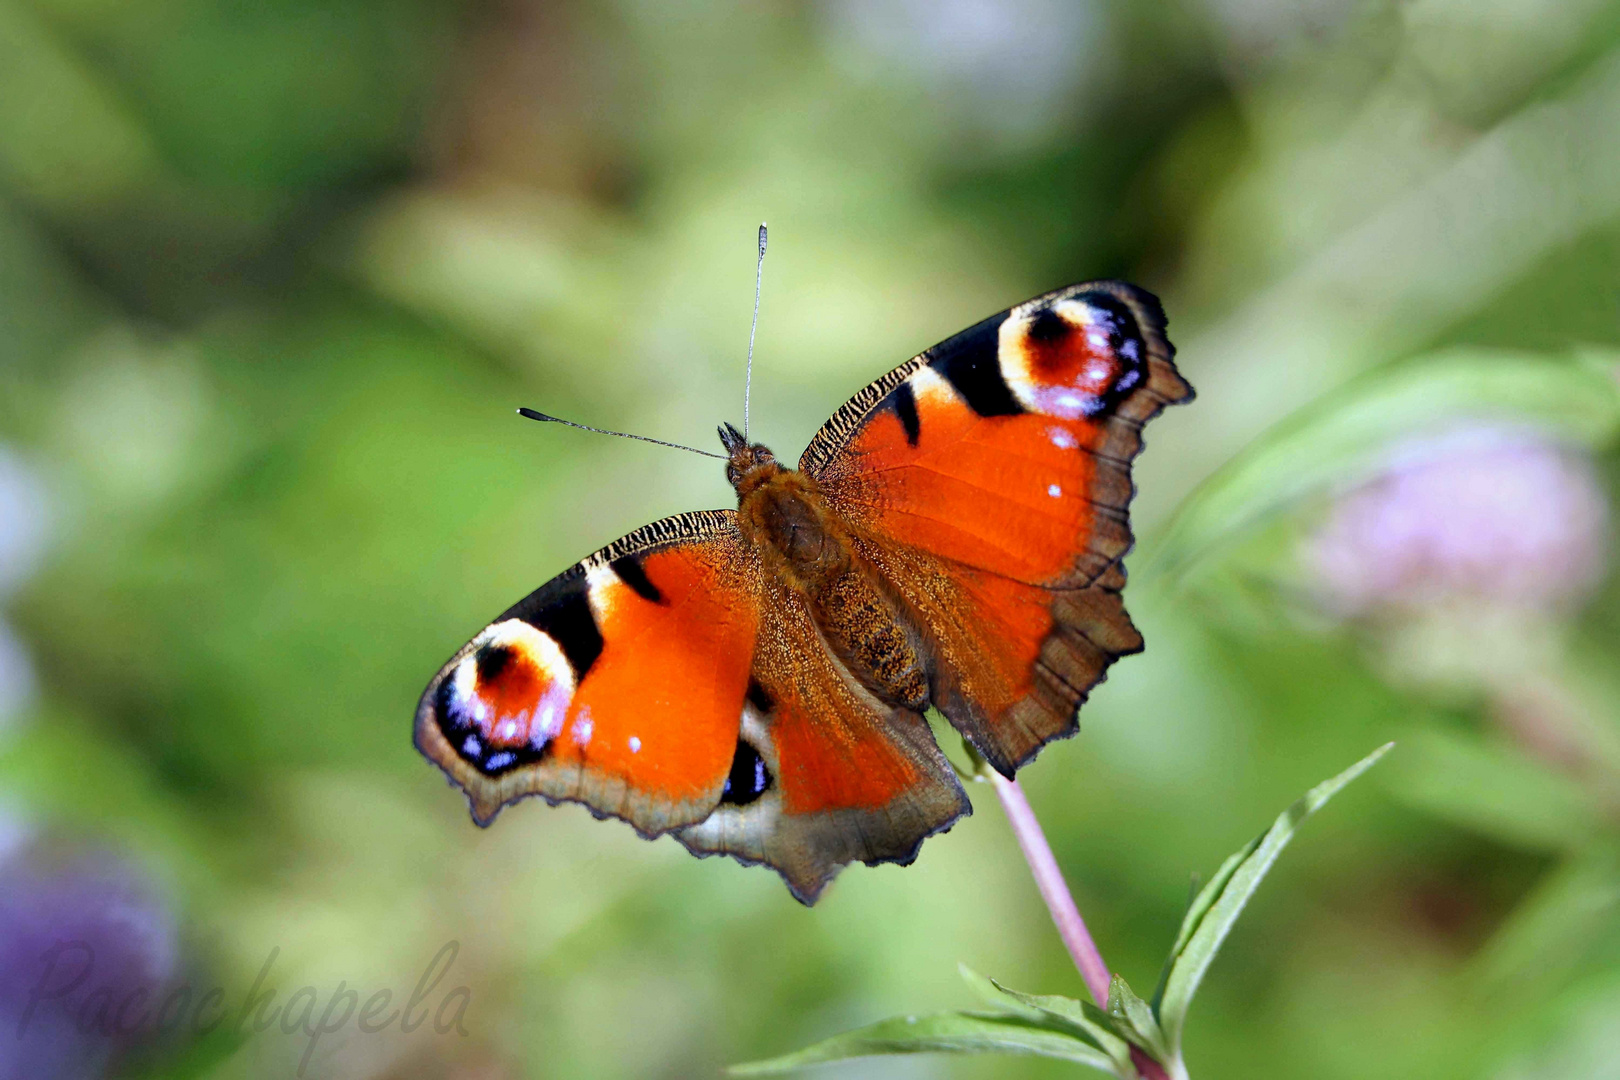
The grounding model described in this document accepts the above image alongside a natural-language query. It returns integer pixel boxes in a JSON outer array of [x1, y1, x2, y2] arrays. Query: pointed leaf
[[959, 965, 1134, 1072], [995, 983, 1135, 1063], [958, 964, 1046, 1021], [1155, 743, 1393, 1053], [1108, 974, 1171, 1063], [727, 1011, 1120, 1076]]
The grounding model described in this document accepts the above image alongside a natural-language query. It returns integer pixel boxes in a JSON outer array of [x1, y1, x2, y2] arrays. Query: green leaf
[[1153, 742, 1393, 1054], [959, 964, 1134, 1072], [957, 963, 1046, 1020], [1108, 974, 1171, 1063], [727, 1011, 1120, 1076], [1150, 348, 1620, 581], [1163, 853, 1247, 972]]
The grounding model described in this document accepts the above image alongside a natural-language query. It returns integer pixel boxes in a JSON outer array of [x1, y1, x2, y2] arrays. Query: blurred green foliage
[[2, 1, 1620, 1078]]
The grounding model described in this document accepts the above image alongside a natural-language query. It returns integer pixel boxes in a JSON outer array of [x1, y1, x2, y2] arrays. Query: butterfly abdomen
[[812, 567, 931, 711]]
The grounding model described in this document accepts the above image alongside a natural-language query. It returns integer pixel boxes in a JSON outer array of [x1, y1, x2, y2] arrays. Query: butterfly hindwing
[[801, 281, 1192, 775], [675, 574, 970, 903]]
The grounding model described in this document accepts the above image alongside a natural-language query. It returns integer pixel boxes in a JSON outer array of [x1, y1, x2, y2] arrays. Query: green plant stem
[[991, 772, 1173, 1080]]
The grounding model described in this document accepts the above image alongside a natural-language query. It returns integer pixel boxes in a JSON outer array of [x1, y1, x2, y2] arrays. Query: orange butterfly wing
[[415, 511, 761, 833], [675, 573, 969, 904], [802, 281, 1192, 774], [416, 510, 968, 903]]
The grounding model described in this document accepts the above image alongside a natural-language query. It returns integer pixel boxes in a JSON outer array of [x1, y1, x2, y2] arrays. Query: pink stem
[[990, 773, 1112, 1003], [991, 772, 1172, 1080]]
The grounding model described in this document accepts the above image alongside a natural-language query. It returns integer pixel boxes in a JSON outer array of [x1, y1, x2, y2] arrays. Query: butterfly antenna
[[743, 222, 767, 442], [517, 408, 725, 460]]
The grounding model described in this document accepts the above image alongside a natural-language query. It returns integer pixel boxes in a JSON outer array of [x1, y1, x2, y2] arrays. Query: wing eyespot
[[997, 291, 1150, 421], [719, 737, 773, 806], [434, 620, 576, 777]]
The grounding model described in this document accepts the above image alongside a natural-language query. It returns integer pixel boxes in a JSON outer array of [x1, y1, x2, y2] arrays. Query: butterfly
[[414, 278, 1192, 904]]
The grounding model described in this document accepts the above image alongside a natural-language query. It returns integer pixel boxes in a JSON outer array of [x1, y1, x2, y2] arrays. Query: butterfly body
[[728, 430, 932, 713], [416, 281, 1192, 903]]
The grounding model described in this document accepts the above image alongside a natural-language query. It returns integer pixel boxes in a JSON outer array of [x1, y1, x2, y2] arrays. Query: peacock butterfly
[[414, 272, 1192, 904]]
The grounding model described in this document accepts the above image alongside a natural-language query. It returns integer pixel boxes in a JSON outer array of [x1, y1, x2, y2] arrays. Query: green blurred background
[[2, 0, 1620, 1077]]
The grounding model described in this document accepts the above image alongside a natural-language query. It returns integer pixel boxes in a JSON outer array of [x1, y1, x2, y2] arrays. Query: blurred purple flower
[[0, 835, 179, 1080], [1307, 425, 1610, 617]]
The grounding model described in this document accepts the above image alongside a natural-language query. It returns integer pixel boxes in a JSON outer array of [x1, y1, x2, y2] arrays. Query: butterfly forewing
[[415, 509, 972, 903], [414, 510, 761, 834], [802, 282, 1192, 775]]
